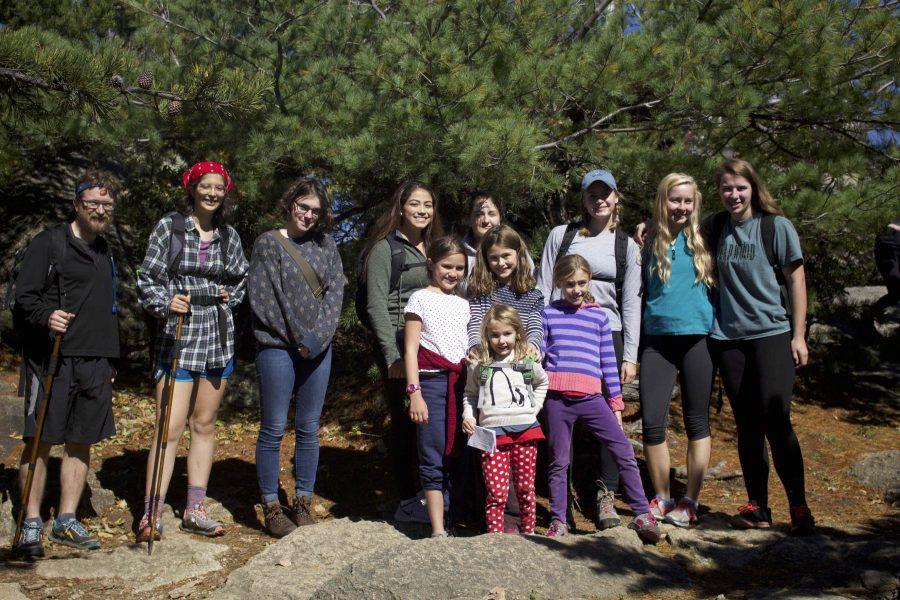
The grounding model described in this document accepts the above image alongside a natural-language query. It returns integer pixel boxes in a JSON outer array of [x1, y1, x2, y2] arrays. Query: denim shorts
[[154, 357, 235, 383]]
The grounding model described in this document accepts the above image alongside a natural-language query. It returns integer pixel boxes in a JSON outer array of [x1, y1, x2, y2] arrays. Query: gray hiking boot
[[181, 504, 225, 537], [50, 517, 100, 550], [596, 482, 621, 530], [16, 520, 45, 558]]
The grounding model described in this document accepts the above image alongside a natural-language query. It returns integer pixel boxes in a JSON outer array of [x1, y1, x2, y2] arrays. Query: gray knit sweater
[[248, 230, 345, 358]]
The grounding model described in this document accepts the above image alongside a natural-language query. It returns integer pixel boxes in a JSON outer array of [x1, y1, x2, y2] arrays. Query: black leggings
[[639, 335, 713, 445], [710, 332, 807, 508]]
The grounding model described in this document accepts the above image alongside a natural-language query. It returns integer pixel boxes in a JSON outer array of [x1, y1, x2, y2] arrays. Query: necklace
[[670, 242, 676, 261]]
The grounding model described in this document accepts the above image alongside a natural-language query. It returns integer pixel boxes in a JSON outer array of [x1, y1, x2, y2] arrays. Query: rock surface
[[34, 505, 227, 592], [0, 583, 29, 600], [849, 450, 900, 492], [212, 518, 411, 600]]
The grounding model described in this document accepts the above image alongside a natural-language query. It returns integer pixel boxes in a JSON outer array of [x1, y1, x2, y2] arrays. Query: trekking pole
[[146, 313, 185, 555], [12, 333, 63, 552]]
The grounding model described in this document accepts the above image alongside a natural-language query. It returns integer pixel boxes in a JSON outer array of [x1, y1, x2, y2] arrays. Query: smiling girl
[[403, 236, 470, 536], [639, 174, 715, 527], [137, 161, 248, 541]]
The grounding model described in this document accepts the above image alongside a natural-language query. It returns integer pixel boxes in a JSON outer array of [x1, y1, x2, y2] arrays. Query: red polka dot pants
[[480, 441, 538, 534]]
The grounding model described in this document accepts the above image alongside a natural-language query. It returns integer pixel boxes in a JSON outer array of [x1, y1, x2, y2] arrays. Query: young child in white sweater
[[462, 304, 548, 534]]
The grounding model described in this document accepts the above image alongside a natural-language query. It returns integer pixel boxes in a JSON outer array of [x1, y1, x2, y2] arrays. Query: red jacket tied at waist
[[417, 346, 467, 457]]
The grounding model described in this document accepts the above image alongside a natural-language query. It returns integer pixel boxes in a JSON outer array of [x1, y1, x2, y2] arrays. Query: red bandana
[[181, 161, 234, 192]]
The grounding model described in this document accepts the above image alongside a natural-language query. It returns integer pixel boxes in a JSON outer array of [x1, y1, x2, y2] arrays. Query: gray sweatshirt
[[536, 225, 642, 363]]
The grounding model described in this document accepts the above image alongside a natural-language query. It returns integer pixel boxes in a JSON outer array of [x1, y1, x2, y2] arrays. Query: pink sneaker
[[648, 495, 675, 520], [665, 498, 698, 527], [545, 519, 568, 537]]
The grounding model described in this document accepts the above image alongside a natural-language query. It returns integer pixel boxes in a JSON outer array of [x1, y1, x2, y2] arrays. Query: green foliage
[[0, 0, 897, 318]]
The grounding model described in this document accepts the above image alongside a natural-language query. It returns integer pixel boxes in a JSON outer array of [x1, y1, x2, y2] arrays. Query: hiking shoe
[[731, 502, 772, 529], [789, 505, 815, 536], [545, 519, 568, 537], [181, 504, 225, 537], [628, 512, 661, 545], [263, 501, 296, 538], [649, 495, 675, 520], [291, 495, 317, 527], [393, 493, 430, 524], [135, 513, 163, 543], [15, 520, 44, 558], [49, 517, 100, 550], [666, 498, 698, 528], [596, 484, 621, 530]]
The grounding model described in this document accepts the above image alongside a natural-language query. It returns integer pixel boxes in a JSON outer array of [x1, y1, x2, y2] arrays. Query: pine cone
[[138, 70, 154, 90], [167, 99, 183, 118], [109, 74, 125, 90]]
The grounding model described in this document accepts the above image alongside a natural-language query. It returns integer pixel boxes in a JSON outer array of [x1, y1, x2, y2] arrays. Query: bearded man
[[12, 168, 121, 556]]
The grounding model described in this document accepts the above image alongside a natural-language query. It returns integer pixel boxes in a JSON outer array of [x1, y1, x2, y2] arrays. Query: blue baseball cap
[[581, 169, 617, 191]]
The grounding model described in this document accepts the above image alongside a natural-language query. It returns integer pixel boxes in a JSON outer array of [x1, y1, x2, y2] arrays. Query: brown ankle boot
[[263, 501, 296, 538], [292, 495, 317, 527]]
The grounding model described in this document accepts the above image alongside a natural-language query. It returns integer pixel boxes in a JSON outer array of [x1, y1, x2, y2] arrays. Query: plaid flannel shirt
[[137, 213, 249, 372]]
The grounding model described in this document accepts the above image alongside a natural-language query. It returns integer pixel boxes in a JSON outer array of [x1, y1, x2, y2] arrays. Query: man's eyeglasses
[[292, 202, 322, 217], [82, 200, 116, 212]]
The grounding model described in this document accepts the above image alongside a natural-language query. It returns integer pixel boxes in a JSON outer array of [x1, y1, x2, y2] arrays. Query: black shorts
[[23, 356, 115, 445]]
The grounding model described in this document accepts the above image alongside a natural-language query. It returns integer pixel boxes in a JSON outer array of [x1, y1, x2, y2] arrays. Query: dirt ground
[[0, 336, 897, 599]]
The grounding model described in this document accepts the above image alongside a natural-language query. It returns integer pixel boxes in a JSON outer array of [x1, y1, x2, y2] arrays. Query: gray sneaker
[[181, 504, 225, 537], [16, 520, 44, 558], [49, 517, 100, 550], [596, 483, 621, 530]]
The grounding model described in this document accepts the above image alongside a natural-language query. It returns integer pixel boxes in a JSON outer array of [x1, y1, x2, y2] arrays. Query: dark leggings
[[710, 332, 807, 508], [384, 378, 419, 500], [639, 335, 713, 445]]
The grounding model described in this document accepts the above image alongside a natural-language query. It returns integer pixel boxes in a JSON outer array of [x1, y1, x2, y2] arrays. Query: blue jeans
[[255, 345, 332, 504]]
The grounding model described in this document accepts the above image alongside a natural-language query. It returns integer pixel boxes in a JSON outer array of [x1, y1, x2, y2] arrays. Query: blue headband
[[75, 181, 100, 197]]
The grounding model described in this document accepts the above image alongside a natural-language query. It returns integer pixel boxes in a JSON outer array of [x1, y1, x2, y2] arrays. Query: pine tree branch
[[533, 99, 663, 150], [125, 1, 263, 72], [370, 0, 387, 20], [273, 39, 288, 114], [0, 68, 63, 91], [570, 0, 614, 41]]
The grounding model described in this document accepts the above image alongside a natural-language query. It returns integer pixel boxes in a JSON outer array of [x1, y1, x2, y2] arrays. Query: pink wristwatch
[[405, 383, 421, 395]]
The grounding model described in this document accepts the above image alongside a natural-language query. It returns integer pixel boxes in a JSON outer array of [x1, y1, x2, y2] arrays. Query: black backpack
[[706, 211, 791, 315], [555, 223, 629, 315], [354, 235, 426, 330], [5, 225, 68, 315]]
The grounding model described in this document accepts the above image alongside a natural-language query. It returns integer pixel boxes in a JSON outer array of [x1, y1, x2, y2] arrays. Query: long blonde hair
[[714, 159, 784, 216], [650, 173, 715, 288], [552, 254, 596, 303], [476, 304, 530, 363], [467, 225, 536, 297]]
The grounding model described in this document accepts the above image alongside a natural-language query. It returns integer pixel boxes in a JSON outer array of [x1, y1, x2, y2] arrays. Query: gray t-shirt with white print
[[710, 214, 802, 341]]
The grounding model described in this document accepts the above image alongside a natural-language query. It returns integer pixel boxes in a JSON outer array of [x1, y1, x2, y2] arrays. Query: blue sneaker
[[49, 517, 100, 550], [15, 520, 45, 558]]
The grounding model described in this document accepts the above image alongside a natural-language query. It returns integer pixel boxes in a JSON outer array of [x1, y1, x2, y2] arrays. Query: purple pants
[[545, 393, 649, 523]]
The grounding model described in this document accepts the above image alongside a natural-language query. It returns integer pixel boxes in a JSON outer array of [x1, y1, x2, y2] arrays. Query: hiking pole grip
[[147, 312, 185, 555], [12, 333, 62, 551]]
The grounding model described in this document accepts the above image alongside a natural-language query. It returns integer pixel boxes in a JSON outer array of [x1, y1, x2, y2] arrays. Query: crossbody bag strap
[[272, 231, 324, 300]]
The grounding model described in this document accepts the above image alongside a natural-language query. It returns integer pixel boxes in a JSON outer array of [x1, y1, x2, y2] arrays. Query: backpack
[[5, 225, 67, 315], [707, 211, 791, 316], [354, 235, 426, 330], [555, 223, 629, 315], [476, 356, 537, 408]]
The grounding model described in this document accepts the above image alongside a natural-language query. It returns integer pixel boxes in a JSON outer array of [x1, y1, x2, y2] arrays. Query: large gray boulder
[[849, 450, 900, 500], [313, 524, 688, 600]]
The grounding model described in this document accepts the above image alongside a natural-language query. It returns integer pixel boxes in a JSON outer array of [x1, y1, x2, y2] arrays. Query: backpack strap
[[386, 235, 426, 292], [167, 212, 186, 277], [613, 228, 628, 315], [760, 213, 792, 315], [555, 223, 580, 265]]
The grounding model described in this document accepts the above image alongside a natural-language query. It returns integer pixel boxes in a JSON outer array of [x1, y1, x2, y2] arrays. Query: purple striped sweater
[[541, 301, 624, 411]]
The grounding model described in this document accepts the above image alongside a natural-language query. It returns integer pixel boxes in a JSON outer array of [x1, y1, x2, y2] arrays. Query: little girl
[[467, 225, 544, 357], [542, 254, 659, 543], [404, 236, 470, 537], [462, 305, 548, 534]]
